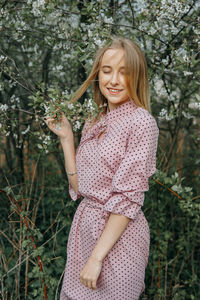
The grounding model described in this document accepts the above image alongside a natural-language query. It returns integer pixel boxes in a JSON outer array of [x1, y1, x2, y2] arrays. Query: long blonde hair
[[71, 37, 150, 117]]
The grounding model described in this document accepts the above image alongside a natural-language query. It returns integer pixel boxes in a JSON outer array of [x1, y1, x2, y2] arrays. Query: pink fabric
[[60, 99, 159, 300]]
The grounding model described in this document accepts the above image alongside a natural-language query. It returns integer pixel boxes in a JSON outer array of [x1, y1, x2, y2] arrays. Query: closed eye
[[102, 66, 111, 73]]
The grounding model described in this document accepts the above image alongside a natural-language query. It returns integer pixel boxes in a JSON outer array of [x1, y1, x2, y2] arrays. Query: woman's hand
[[45, 112, 73, 141], [80, 256, 102, 290]]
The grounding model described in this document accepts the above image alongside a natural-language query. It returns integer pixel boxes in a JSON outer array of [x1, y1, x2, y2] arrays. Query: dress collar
[[81, 99, 138, 142], [101, 98, 138, 125]]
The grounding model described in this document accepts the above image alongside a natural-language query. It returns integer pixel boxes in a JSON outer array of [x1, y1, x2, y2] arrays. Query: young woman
[[46, 37, 159, 300]]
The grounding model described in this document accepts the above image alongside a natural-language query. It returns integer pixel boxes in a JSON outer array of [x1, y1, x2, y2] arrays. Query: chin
[[108, 98, 129, 105]]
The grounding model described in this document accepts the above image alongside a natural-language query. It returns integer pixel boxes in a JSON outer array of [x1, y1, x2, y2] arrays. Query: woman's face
[[98, 48, 129, 111]]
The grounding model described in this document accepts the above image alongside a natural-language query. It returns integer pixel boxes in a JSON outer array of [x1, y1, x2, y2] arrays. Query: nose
[[110, 72, 119, 86]]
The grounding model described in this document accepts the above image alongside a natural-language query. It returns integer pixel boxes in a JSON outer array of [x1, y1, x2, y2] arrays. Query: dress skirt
[[60, 197, 150, 300]]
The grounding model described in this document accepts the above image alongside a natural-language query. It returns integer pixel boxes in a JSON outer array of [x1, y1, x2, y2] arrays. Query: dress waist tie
[[82, 197, 109, 240]]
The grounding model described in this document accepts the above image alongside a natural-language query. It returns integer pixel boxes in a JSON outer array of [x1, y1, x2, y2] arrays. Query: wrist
[[60, 136, 73, 144], [90, 253, 104, 263], [66, 169, 77, 176]]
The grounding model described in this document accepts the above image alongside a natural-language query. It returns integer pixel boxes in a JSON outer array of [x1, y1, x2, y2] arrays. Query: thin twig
[[1, 224, 67, 279], [0, 188, 48, 300]]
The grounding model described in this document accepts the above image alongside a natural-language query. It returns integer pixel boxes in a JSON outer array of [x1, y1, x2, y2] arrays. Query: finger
[[80, 275, 85, 286], [82, 280, 87, 288], [91, 280, 97, 290], [81, 277, 88, 288], [86, 280, 93, 290], [44, 115, 56, 121], [45, 118, 55, 123], [44, 118, 55, 126], [61, 113, 70, 123]]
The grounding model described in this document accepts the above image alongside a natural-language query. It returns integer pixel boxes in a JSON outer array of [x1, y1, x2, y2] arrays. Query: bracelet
[[66, 170, 77, 176]]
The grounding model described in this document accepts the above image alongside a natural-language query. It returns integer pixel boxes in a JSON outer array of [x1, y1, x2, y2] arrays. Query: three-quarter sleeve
[[69, 184, 81, 201], [104, 117, 159, 220]]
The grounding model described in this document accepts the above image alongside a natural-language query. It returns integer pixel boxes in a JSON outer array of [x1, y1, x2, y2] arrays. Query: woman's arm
[[45, 113, 78, 193], [80, 213, 130, 290], [60, 137, 78, 193], [90, 213, 130, 261]]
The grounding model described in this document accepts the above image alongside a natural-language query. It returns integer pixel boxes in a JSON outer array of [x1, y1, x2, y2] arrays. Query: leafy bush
[[0, 1, 199, 299]]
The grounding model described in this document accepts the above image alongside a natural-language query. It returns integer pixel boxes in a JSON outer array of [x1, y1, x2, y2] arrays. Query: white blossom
[[85, 98, 95, 111], [182, 111, 193, 119], [189, 102, 200, 110], [103, 16, 113, 23], [10, 95, 20, 103], [94, 37, 103, 47], [88, 29, 93, 38], [175, 48, 188, 61], [52, 65, 63, 71], [22, 125, 30, 135], [158, 108, 175, 121], [43, 135, 51, 144], [67, 103, 74, 110], [0, 104, 8, 111], [154, 79, 168, 98], [159, 108, 168, 117], [171, 184, 183, 194], [87, 99, 94, 108], [0, 55, 7, 62], [183, 71, 193, 76], [148, 27, 157, 35], [168, 90, 180, 102], [162, 56, 169, 65], [73, 120, 81, 131], [32, 0, 45, 16]]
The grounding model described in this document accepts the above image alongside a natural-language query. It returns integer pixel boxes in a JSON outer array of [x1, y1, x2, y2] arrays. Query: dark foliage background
[[0, 1, 199, 299]]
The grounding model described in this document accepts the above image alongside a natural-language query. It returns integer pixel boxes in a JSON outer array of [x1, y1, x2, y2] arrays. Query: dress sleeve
[[104, 117, 159, 220], [69, 184, 81, 201], [68, 119, 93, 201]]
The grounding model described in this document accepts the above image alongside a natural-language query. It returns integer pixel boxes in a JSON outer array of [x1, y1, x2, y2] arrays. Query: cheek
[[120, 75, 127, 87], [99, 72, 109, 87], [98, 75, 106, 96], [121, 77, 130, 95]]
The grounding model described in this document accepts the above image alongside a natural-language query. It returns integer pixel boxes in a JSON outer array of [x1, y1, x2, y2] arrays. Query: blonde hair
[[71, 37, 150, 119]]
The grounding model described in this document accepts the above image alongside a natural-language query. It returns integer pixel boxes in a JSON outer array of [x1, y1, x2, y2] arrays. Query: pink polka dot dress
[[60, 99, 159, 300]]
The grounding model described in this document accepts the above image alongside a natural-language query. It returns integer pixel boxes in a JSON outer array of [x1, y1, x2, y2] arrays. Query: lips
[[107, 88, 123, 95]]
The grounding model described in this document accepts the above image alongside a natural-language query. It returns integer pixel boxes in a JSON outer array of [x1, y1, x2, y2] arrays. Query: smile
[[107, 88, 123, 94]]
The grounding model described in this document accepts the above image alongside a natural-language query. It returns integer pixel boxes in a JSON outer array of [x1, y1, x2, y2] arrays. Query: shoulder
[[116, 108, 159, 143], [118, 107, 158, 132], [130, 108, 159, 143], [131, 107, 158, 129]]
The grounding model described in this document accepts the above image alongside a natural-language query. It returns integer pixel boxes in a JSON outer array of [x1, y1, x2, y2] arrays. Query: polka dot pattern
[[60, 99, 159, 300]]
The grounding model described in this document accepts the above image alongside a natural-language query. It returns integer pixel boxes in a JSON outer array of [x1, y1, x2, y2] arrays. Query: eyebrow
[[102, 65, 125, 69]]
